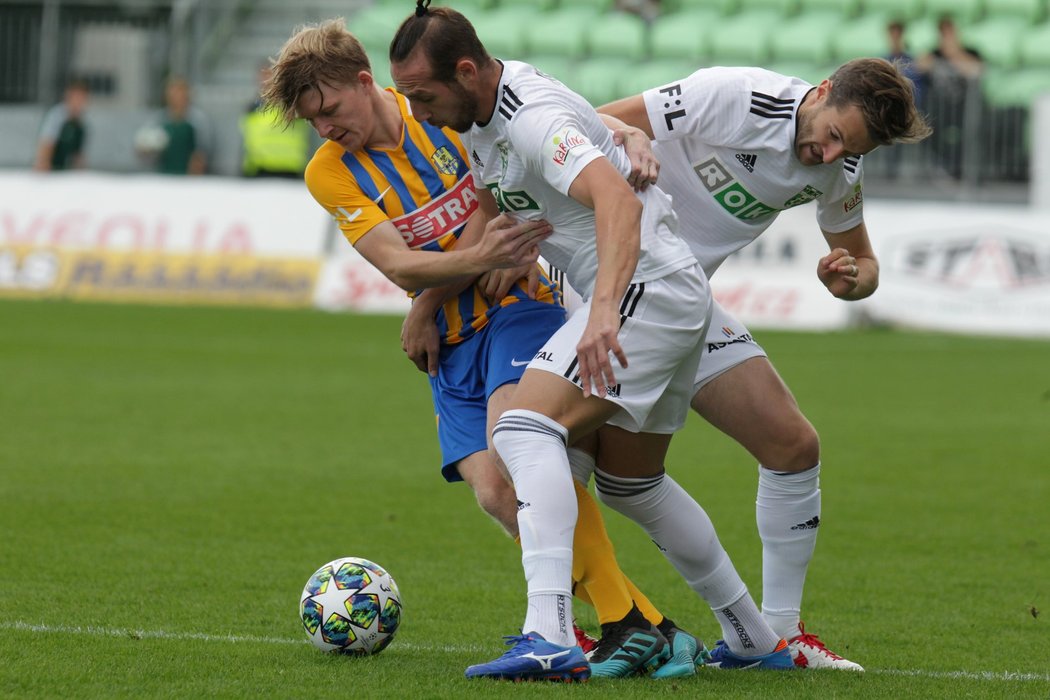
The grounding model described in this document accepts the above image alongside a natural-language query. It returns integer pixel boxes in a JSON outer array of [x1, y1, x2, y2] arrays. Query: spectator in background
[[917, 15, 984, 179], [239, 62, 311, 178], [883, 20, 925, 178], [135, 76, 212, 175], [615, 0, 661, 23], [885, 20, 924, 109], [34, 78, 90, 171]]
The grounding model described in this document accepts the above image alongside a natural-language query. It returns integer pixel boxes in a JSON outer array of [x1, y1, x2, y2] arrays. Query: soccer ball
[[299, 557, 403, 654], [133, 125, 169, 154]]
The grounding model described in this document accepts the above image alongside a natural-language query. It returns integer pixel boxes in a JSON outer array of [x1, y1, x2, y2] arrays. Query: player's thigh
[[594, 425, 673, 479], [510, 366, 622, 444], [690, 355, 817, 463]]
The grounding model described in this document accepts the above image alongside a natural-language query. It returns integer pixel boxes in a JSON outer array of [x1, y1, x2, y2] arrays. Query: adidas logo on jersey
[[735, 153, 757, 172]]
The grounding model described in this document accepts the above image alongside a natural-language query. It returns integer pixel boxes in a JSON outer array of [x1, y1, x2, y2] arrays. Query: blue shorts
[[430, 300, 566, 482]]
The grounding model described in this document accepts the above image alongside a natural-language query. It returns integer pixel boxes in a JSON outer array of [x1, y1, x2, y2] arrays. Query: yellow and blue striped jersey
[[305, 89, 560, 344]]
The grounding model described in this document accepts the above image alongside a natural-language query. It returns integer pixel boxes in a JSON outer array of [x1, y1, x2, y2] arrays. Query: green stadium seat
[[523, 6, 601, 58], [766, 60, 836, 85], [369, 53, 393, 88], [650, 8, 719, 60], [767, 11, 840, 63], [669, 0, 740, 15], [904, 17, 940, 53], [985, 0, 1043, 22], [866, 0, 925, 22], [434, 0, 497, 9], [432, 0, 486, 15], [524, 54, 577, 84], [924, 0, 984, 25], [983, 67, 1050, 106], [1019, 21, 1050, 66], [707, 8, 779, 64], [829, 14, 890, 61], [737, 0, 799, 15], [471, 6, 535, 58], [796, 0, 861, 16], [560, 0, 618, 10], [572, 57, 635, 104], [348, 3, 412, 53], [586, 11, 649, 60], [618, 58, 697, 95], [963, 16, 1028, 69]]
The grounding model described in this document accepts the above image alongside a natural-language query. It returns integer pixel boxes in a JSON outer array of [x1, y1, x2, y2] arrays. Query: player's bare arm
[[353, 215, 552, 291], [598, 114, 659, 191], [818, 222, 879, 300], [400, 190, 546, 375], [400, 196, 493, 375], [567, 157, 641, 398], [597, 94, 656, 140], [471, 188, 543, 302]]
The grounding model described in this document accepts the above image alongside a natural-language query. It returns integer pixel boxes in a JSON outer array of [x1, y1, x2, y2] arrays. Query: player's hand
[[575, 303, 627, 398], [613, 126, 659, 191], [475, 215, 552, 270], [818, 248, 861, 298], [478, 262, 534, 304], [401, 302, 441, 376]]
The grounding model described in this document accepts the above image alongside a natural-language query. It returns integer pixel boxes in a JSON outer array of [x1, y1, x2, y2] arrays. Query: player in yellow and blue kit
[[304, 84, 566, 491], [263, 18, 704, 680]]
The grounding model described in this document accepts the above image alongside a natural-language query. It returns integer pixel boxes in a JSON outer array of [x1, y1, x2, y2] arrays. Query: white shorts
[[528, 263, 711, 434], [547, 260, 766, 398], [694, 301, 767, 392]]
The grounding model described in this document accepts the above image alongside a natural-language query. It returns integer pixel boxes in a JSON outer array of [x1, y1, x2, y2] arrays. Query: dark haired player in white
[[589, 58, 932, 671], [391, 1, 796, 681]]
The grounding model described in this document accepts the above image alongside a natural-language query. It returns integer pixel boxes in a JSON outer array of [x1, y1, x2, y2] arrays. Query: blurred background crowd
[[2, 0, 1049, 204]]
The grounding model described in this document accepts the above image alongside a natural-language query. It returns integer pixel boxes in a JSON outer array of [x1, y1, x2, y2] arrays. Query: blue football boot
[[465, 632, 590, 682], [705, 638, 795, 670], [650, 618, 708, 679]]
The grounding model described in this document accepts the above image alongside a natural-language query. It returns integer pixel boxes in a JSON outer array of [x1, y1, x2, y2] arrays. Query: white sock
[[594, 469, 780, 654], [756, 463, 821, 640], [492, 409, 577, 646], [567, 447, 596, 486]]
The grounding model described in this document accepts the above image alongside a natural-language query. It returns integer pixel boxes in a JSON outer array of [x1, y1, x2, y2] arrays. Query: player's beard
[[446, 80, 480, 133], [793, 110, 821, 166]]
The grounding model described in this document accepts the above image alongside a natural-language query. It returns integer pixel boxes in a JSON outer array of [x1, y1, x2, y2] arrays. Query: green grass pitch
[[1, 299, 1047, 698]]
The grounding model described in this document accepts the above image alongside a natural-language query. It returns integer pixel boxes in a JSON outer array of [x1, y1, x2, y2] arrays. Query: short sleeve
[[508, 101, 604, 196], [305, 143, 391, 247], [816, 158, 865, 233]]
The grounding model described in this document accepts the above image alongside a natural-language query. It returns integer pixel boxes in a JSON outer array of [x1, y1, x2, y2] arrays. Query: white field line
[[0, 620, 479, 654], [3, 620, 1049, 684]]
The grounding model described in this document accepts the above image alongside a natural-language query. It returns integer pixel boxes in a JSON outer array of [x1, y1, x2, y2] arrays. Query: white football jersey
[[642, 66, 865, 277], [468, 60, 697, 299]]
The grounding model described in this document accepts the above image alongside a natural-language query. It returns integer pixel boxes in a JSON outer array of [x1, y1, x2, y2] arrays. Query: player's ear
[[357, 70, 375, 89], [455, 58, 478, 85], [816, 78, 832, 100]]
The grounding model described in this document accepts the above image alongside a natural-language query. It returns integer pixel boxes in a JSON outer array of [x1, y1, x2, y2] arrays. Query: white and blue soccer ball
[[299, 557, 402, 654]]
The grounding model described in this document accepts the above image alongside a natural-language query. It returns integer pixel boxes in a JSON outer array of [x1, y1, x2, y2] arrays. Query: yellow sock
[[623, 574, 664, 628], [571, 480, 639, 625], [575, 575, 666, 627]]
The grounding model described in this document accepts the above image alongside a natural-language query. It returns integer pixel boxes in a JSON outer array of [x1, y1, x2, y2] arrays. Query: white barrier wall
[[858, 201, 1050, 338], [0, 171, 327, 255], [2, 171, 1047, 337], [1033, 93, 1050, 210]]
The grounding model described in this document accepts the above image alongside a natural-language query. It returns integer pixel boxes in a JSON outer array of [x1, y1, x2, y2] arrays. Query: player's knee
[[759, 416, 820, 472], [472, 474, 516, 519]]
